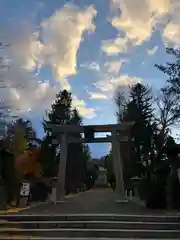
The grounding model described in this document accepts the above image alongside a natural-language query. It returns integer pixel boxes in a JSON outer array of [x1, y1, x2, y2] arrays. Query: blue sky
[[0, 0, 180, 157]]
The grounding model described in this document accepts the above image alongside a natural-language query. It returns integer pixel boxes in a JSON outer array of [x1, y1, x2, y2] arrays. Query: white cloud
[[94, 78, 114, 93], [105, 59, 126, 74], [109, 0, 180, 49], [0, 42, 58, 118], [72, 95, 86, 107], [102, 37, 128, 55], [88, 92, 109, 100], [9, 24, 44, 71], [72, 95, 97, 119], [9, 74, 95, 119], [11, 89, 20, 101], [112, 0, 169, 45], [162, 0, 180, 45], [40, 4, 97, 79], [0, 3, 97, 119], [112, 75, 141, 85], [7, 3, 97, 90], [9, 77, 57, 116], [80, 62, 100, 71], [60, 78, 71, 91], [149, 0, 170, 15], [94, 75, 142, 97], [76, 106, 96, 119], [104, 0, 170, 55], [147, 46, 158, 56], [163, 15, 180, 45], [11, 4, 97, 80]]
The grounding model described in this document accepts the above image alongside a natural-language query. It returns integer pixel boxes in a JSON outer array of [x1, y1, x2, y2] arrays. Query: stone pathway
[[1, 188, 180, 239], [16, 187, 173, 215]]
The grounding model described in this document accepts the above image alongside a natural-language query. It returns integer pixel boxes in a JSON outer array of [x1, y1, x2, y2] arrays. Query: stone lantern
[[130, 176, 141, 198]]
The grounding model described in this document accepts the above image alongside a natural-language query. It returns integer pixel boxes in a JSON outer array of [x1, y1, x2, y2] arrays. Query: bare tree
[[115, 91, 127, 123], [154, 88, 180, 145], [155, 47, 180, 133]]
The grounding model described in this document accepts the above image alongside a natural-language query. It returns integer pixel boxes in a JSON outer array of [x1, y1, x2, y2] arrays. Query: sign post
[[49, 177, 58, 204], [19, 181, 30, 207]]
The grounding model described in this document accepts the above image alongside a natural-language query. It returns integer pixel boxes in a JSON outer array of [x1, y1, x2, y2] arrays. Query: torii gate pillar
[[112, 130, 125, 200], [56, 134, 68, 201]]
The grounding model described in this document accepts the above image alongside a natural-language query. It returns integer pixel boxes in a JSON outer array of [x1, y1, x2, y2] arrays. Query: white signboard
[[49, 187, 56, 204], [20, 182, 30, 197], [178, 169, 180, 184]]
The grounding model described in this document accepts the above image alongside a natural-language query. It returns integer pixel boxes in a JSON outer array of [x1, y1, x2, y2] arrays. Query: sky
[[0, 0, 180, 157]]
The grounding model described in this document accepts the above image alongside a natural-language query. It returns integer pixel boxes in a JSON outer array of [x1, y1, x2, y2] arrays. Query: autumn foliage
[[15, 148, 43, 179]]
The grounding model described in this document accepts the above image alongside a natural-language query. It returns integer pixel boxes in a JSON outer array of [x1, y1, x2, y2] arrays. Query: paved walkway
[[15, 187, 173, 215]]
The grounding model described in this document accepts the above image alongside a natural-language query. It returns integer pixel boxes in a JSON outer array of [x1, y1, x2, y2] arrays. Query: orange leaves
[[15, 148, 43, 179]]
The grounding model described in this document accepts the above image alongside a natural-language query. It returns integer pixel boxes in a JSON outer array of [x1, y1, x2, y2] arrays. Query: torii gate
[[47, 122, 134, 202]]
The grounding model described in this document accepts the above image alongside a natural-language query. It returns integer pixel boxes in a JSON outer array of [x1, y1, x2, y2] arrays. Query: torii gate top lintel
[[47, 121, 135, 134]]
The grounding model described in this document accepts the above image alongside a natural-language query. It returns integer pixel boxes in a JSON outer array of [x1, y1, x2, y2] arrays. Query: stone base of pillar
[[55, 195, 66, 203], [115, 199, 129, 203], [0, 185, 7, 209], [18, 197, 29, 207]]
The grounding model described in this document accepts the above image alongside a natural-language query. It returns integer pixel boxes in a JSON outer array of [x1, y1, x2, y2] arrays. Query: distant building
[[95, 166, 107, 186], [89, 158, 108, 187], [91, 158, 105, 168]]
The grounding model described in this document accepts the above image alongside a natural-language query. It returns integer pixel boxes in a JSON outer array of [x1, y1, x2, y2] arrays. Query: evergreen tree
[[40, 135, 57, 177], [43, 90, 91, 193], [130, 84, 154, 173], [116, 83, 154, 177], [42, 90, 72, 179], [104, 150, 114, 181], [43, 90, 72, 136], [115, 92, 127, 123], [25, 120, 37, 148]]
